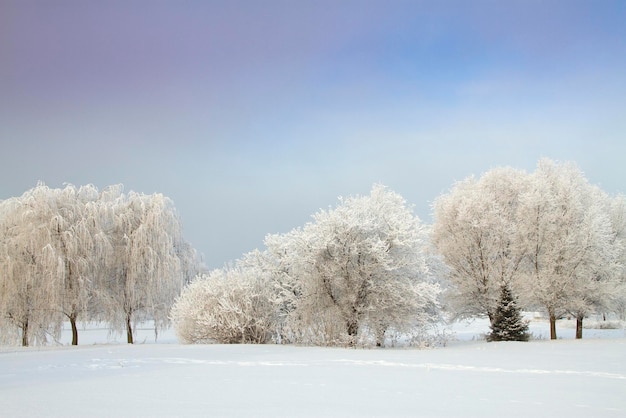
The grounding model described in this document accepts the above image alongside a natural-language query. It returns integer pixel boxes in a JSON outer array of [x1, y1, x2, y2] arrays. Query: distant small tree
[[488, 283, 529, 342]]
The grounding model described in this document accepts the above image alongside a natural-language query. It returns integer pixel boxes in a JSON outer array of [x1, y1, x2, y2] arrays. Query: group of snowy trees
[[432, 159, 626, 339], [173, 159, 626, 346], [171, 185, 442, 347], [0, 183, 198, 346], [3, 158, 624, 347]]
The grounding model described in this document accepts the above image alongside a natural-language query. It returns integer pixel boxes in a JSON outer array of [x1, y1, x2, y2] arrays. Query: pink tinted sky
[[1, 0, 625, 268]]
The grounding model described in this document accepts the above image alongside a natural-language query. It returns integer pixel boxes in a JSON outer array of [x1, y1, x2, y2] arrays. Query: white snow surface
[[1, 318, 625, 417]]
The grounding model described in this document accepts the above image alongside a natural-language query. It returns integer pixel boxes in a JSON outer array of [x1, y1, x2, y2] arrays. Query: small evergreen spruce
[[488, 283, 530, 342]]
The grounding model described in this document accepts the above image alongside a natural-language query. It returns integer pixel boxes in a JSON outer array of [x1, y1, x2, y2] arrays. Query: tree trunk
[[575, 315, 583, 339], [347, 320, 358, 337], [346, 317, 359, 346], [21, 320, 29, 347], [126, 313, 134, 344], [70, 315, 79, 346], [375, 333, 384, 348], [549, 311, 557, 340]]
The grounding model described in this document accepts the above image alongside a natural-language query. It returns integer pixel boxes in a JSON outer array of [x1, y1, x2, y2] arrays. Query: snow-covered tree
[[96, 190, 189, 343], [607, 195, 626, 320], [433, 159, 622, 340], [517, 159, 621, 339], [565, 186, 621, 338], [0, 183, 198, 346], [488, 283, 529, 342], [261, 229, 308, 344], [171, 253, 278, 344], [432, 167, 529, 324], [45, 184, 105, 345], [270, 184, 441, 347], [0, 185, 65, 346]]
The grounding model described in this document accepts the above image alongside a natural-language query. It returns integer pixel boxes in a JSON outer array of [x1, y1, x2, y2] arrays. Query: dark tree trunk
[[347, 319, 358, 338], [375, 322, 388, 347], [126, 313, 134, 344], [346, 316, 359, 347], [21, 320, 29, 347], [575, 315, 583, 339], [375, 333, 384, 347], [549, 311, 557, 340], [70, 315, 79, 346]]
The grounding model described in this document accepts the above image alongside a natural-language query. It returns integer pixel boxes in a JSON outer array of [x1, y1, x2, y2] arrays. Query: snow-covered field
[[1, 318, 625, 417]]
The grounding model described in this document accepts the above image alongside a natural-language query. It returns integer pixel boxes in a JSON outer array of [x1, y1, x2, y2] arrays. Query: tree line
[[171, 158, 626, 346], [0, 183, 198, 346], [2, 158, 625, 347]]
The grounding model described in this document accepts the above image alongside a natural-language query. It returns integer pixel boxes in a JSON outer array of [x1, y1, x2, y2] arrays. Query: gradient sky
[[1, 0, 625, 269]]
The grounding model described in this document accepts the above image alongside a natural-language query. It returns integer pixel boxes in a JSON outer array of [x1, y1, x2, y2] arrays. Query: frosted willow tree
[[0, 183, 108, 345], [96, 189, 189, 344], [432, 167, 529, 325], [0, 183, 197, 346], [171, 251, 278, 344], [0, 185, 65, 346], [270, 184, 441, 347], [46, 184, 104, 345], [518, 159, 621, 339]]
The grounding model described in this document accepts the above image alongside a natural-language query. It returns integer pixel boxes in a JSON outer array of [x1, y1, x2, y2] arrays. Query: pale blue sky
[[1, 0, 625, 269]]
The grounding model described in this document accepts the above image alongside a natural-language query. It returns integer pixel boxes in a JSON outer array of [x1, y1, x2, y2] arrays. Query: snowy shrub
[[585, 320, 624, 330], [280, 306, 353, 347], [171, 264, 277, 344]]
